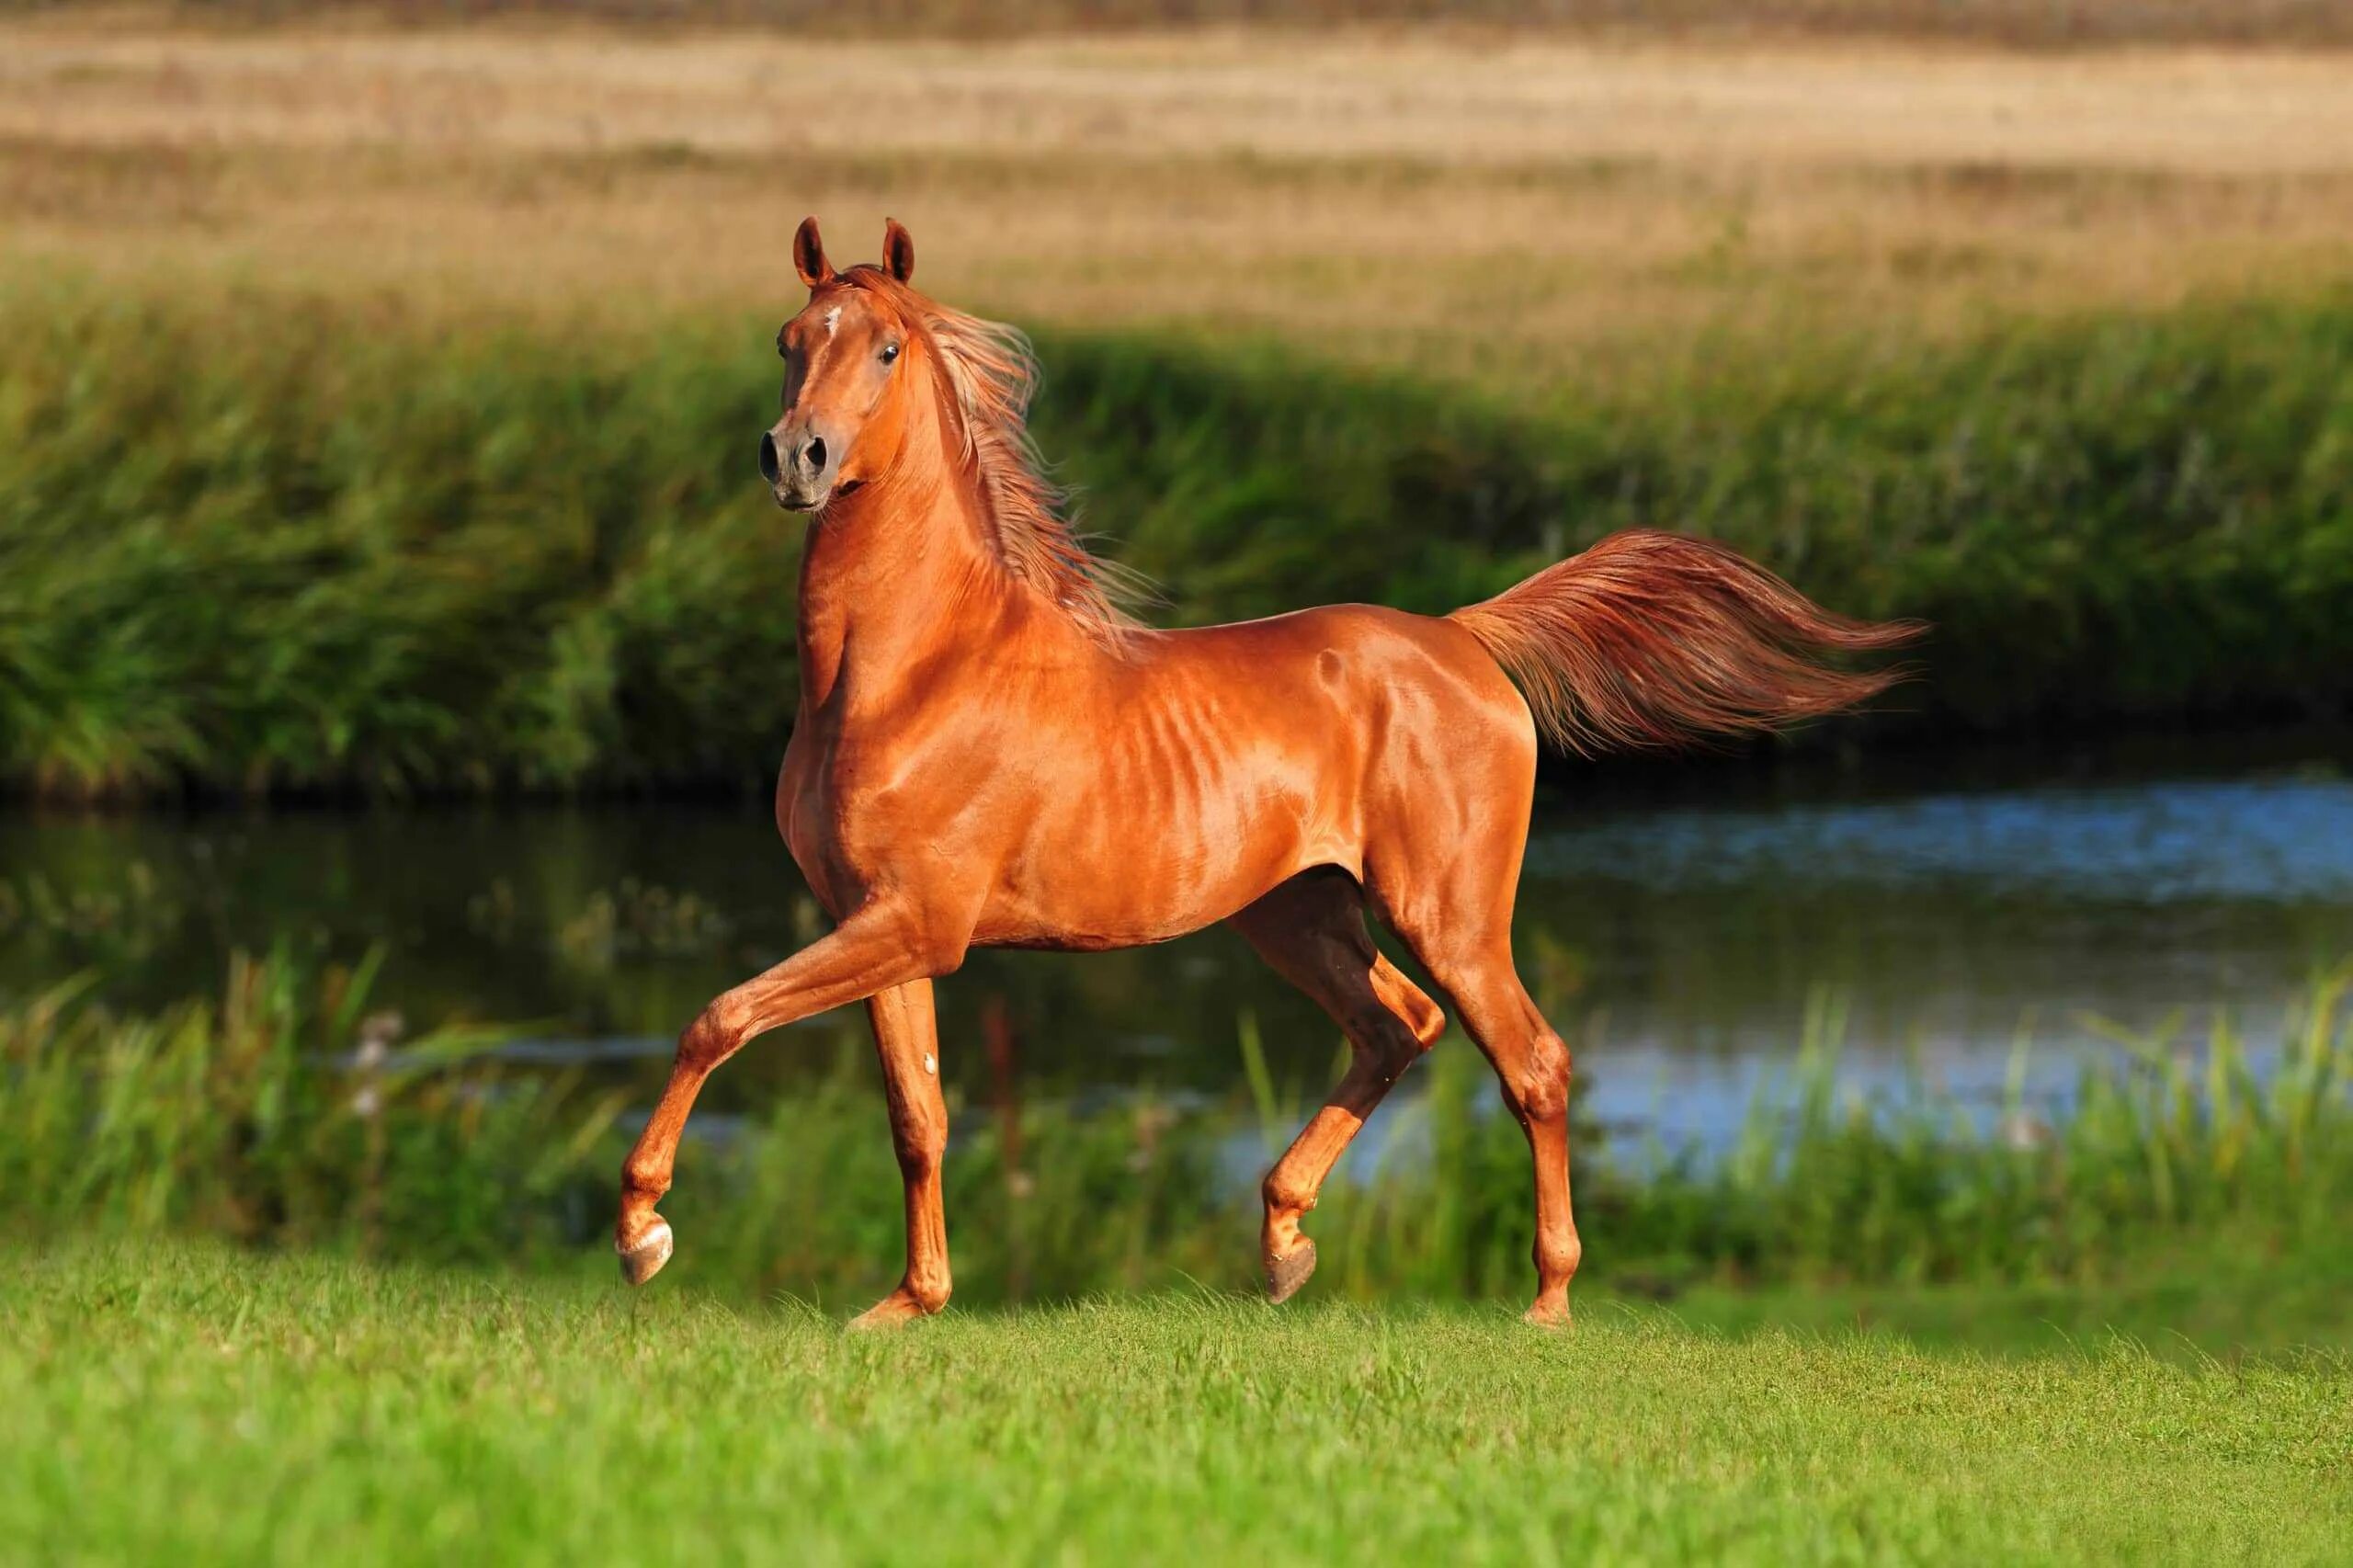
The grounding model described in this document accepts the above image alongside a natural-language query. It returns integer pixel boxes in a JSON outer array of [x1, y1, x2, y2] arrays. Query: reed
[[7, 278, 2353, 798], [6, 949, 2348, 1305]]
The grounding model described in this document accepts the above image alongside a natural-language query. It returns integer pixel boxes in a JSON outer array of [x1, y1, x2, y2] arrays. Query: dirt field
[[6, 19, 2352, 375]]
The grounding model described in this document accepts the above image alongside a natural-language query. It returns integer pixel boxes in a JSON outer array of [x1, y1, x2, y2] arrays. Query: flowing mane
[[850, 266, 1146, 640]]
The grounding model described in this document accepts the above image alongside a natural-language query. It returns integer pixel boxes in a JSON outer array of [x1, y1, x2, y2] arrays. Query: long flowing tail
[[1448, 529, 1922, 755]]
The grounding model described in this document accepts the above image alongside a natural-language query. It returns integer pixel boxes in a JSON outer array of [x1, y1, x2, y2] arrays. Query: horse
[[615, 216, 1917, 1327]]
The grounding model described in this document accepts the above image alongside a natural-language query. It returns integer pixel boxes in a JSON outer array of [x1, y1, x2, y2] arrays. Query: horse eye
[[881, 343, 900, 364]]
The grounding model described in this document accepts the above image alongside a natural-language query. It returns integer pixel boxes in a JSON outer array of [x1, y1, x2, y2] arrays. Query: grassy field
[[7, 954, 2353, 1557], [5, 21, 2353, 793], [6, 21, 2353, 794], [5, 21, 2352, 381], [3, 1242, 2348, 1564], [31, 1, 2353, 48]]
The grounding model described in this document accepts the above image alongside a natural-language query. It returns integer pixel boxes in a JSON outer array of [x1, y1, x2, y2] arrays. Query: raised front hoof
[[1522, 1293, 1572, 1329], [617, 1218, 674, 1287], [1264, 1240, 1318, 1305], [847, 1286, 946, 1334]]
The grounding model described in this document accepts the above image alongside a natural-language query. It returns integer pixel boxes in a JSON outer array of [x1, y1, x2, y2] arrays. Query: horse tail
[[1447, 528, 1921, 756]]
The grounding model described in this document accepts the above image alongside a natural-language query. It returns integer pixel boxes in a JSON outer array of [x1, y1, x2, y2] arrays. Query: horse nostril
[[803, 436, 827, 474], [758, 432, 780, 484]]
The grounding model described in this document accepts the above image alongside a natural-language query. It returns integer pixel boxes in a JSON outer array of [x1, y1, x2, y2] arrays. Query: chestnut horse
[[616, 217, 1915, 1326]]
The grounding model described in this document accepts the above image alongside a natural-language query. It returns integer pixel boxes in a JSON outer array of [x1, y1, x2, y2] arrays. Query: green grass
[[1659, 1245, 2353, 1362], [6, 274, 2353, 797], [2, 1242, 2347, 1565]]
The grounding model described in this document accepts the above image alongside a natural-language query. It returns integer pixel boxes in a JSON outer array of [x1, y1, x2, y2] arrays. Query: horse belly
[[973, 761, 1356, 951]]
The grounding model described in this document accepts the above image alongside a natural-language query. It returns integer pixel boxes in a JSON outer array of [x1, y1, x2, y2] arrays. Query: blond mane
[[852, 267, 1147, 641]]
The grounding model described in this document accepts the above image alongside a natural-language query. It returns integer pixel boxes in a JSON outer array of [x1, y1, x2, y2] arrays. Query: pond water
[[6, 734, 2351, 1153]]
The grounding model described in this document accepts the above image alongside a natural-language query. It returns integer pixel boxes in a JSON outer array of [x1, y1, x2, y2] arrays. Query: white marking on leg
[[922, 1053, 937, 1075]]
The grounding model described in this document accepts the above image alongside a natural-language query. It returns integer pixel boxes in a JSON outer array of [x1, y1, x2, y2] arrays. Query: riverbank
[[11, 22, 2353, 798], [6, 951, 2347, 1317], [7, 278, 2351, 798]]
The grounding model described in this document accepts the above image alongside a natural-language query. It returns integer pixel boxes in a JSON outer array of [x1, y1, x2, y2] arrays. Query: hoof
[[847, 1288, 940, 1333], [617, 1218, 673, 1287], [1523, 1294, 1572, 1329], [1264, 1240, 1318, 1304]]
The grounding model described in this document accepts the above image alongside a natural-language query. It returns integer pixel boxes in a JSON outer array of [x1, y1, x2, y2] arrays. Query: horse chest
[[775, 722, 944, 906]]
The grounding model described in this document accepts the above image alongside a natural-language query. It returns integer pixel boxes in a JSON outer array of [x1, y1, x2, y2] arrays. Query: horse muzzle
[[760, 426, 836, 512]]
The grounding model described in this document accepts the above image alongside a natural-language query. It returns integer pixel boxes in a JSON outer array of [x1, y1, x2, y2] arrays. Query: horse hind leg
[[1228, 869, 1447, 1305], [1391, 922, 1580, 1325]]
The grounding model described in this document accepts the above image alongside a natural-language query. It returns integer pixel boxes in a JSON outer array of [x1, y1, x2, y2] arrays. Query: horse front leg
[[616, 902, 955, 1287], [847, 979, 952, 1330]]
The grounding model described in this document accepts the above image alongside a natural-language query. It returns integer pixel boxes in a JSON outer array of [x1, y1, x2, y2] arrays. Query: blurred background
[[4, 2, 2351, 1349]]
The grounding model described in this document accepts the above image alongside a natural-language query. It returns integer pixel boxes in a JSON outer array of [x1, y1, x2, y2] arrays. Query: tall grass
[[6, 278, 2353, 798], [6, 951, 2348, 1305]]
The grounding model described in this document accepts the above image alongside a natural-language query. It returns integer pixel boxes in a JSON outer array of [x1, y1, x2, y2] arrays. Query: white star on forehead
[[824, 307, 841, 338]]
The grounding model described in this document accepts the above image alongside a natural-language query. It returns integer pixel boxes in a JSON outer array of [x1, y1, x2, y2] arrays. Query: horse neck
[[793, 379, 1027, 712]]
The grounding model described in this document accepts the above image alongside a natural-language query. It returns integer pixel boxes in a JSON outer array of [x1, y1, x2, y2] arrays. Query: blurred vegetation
[[40, 0, 2353, 47], [6, 950, 2348, 1308], [6, 279, 2352, 798]]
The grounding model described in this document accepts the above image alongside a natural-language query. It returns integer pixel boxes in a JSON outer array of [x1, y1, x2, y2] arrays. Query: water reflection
[[6, 750, 2350, 1148]]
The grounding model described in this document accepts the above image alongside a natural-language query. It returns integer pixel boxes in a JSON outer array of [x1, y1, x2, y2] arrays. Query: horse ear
[[793, 217, 835, 290], [882, 218, 915, 284]]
